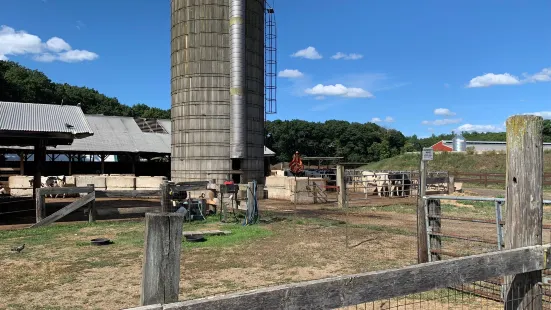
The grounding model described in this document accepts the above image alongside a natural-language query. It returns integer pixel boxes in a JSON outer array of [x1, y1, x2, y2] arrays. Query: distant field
[[362, 151, 551, 173]]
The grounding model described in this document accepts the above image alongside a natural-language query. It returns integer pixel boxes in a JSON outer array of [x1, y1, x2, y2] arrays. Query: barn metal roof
[[1, 114, 276, 156], [0, 101, 93, 137]]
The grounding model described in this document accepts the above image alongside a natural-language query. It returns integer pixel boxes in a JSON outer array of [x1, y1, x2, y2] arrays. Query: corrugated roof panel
[[0, 101, 93, 135], [157, 119, 171, 134], [0, 114, 275, 156]]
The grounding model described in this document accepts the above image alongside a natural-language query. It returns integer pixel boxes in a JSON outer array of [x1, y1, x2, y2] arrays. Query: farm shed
[[0, 101, 94, 195], [0, 110, 276, 178]]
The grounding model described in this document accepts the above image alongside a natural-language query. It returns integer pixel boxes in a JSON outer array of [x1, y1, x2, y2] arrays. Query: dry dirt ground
[[0, 192, 536, 310]]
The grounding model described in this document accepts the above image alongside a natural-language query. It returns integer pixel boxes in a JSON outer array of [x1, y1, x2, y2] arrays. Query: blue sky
[[0, 0, 550, 137]]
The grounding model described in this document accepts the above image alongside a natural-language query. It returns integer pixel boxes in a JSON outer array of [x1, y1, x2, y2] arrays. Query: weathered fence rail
[[124, 115, 546, 310], [127, 245, 551, 310], [455, 172, 551, 187]]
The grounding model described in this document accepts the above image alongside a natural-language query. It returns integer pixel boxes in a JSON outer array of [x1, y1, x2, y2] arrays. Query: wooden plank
[[160, 180, 170, 212], [35, 188, 45, 223], [87, 184, 96, 223], [336, 165, 345, 208], [31, 192, 95, 228], [140, 213, 185, 306], [40, 186, 94, 195], [127, 245, 551, 310], [96, 190, 161, 198], [417, 159, 428, 263], [0, 167, 20, 172], [183, 230, 231, 237], [504, 115, 544, 309]]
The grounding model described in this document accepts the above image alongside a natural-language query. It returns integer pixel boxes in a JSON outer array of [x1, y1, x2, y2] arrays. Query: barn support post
[[100, 154, 106, 174], [33, 140, 46, 201], [19, 153, 25, 175], [336, 165, 346, 208], [140, 212, 185, 306], [417, 159, 429, 263], [68, 154, 72, 175], [503, 115, 544, 309]]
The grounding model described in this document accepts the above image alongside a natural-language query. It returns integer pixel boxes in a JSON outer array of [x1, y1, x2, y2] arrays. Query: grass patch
[[183, 223, 272, 249]]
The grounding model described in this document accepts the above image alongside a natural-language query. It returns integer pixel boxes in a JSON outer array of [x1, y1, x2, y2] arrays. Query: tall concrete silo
[[170, 0, 269, 184]]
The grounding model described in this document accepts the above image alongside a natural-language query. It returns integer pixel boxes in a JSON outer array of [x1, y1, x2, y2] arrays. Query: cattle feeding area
[[1, 115, 551, 310]]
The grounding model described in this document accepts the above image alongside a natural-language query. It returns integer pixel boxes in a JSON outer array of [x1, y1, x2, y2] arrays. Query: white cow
[[29, 176, 67, 198], [360, 171, 391, 197]]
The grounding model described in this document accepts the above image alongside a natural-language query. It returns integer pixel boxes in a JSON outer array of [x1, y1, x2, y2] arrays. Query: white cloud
[[434, 108, 456, 116], [45, 37, 71, 52], [467, 67, 551, 88], [278, 69, 304, 78], [456, 124, 503, 132], [467, 73, 520, 88], [0, 25, 98, 62], [58, 50, 98, 62], [291, 46, 322, 60], [371, 116, 394, 123], [314, 96, 325, 100], [331, 52, 363, 60], [523, 111, 551, 119], [305, 84, 374, 98], [422, 119, 462, 126], [524, 68, 551, 83]]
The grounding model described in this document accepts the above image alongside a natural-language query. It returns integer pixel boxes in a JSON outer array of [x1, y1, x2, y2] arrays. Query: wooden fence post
[[336, 165, 346, 208], [160, 179, 170, 213], [417, 159, 429, 263], [428, 198, 441, 261], [140, 212, 185, 306], [448, 175, 455, 194], [503, 115, 544, 309], [35, 188, 45, 223], [87, 184, 96, 223]]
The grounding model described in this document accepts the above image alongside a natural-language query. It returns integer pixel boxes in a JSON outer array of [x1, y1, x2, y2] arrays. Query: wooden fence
[[125, 115, 549, 310], [454, 172, 551, 187]]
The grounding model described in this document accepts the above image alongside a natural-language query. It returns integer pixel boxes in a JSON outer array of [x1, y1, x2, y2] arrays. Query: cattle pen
[[0, 115, 549, 310], [118, 115, 550, 309]]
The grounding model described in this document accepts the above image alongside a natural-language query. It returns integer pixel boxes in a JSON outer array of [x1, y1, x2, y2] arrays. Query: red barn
[[431, 141, 453, 152]]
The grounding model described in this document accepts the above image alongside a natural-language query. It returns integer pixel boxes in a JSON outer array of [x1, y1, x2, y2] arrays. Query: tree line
[[0, 61, 170, 119], [2, 60, 550, 164]]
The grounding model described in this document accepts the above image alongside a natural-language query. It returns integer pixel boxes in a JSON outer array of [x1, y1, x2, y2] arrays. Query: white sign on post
[[422, 148, 434, 161]]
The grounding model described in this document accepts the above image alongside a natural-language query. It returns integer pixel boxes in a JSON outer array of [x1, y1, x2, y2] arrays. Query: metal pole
[[495, 201, 503, 251], [424, 198, 431, 262]]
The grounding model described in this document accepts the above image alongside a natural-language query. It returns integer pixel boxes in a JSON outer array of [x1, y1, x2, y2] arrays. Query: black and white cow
[[388, 173, 411, 197]]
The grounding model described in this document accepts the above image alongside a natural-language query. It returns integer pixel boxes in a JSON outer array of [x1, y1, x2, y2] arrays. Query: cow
[[28, 176, 67, 198], [388, 173, 412, 197]]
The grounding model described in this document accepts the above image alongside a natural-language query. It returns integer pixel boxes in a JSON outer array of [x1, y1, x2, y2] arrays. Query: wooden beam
[[87, 184, 96, 223], [35, 188, 45, 223], [126, 245, 551, 310], [31, 192, 96, 228], [95, 190, 161, 198], [417, 159, 428, 263], [39, 186, 94, 195], [140, 213, 185, 306], [504, 115, 544, 309], [336, 165, 345, 208], [33, 140, 45, 201]]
